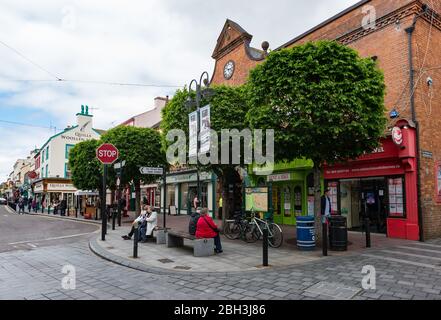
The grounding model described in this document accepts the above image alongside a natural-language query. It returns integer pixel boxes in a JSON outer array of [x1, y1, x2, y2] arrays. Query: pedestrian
[[321, 188, 332, 223], [196, 208, 223, 254], [27, 197, 33, 213], [32, 198, 37, 213], [18, 197, 25, 214], [218, 195, 223, 220], [121, 197, 128, 217], [60, 199, 67, 216], [193, 196, 200, 211]]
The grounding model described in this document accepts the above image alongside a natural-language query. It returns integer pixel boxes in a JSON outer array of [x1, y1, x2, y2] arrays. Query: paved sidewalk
[[90, 214, 416, 274]]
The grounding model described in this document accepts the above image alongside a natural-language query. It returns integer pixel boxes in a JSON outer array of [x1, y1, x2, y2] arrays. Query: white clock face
[[223, 60, 235, 79]]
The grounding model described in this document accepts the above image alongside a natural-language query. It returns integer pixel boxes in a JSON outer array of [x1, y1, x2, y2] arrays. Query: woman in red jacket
[[195, 208, 223, 253]]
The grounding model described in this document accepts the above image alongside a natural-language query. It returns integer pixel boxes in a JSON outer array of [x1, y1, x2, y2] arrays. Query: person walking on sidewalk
[[196, 208, 223, 254], [18, 197, 25, 214], [27, 197, 33, 213]]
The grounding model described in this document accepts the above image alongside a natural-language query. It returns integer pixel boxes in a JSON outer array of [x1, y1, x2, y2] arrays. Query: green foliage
[[69, 139, 102, 191], [160, 85, 250, 174], [100, 126, 167, 185], [247, 40, 387, 165]]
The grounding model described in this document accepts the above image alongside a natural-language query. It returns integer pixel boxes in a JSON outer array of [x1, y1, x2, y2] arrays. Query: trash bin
[[328, 216, 348, 251], [296, 216, 315, 250]]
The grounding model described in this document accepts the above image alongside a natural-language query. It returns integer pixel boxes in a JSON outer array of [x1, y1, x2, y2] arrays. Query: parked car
[[0, 197, 7, 205]]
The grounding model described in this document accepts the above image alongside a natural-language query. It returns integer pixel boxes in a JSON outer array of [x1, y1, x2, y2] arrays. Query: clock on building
[[223, 60, 235, 79]]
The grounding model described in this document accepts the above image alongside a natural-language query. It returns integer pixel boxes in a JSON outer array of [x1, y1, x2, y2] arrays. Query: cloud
[[0, 0, 360, 182]]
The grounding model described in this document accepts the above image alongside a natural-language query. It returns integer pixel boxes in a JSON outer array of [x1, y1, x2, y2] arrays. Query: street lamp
[[186, 71, 215, 208]]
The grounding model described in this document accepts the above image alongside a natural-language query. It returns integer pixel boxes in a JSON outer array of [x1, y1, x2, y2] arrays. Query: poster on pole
[[188, 111, 198, 158], [199, 105, 211, 154]]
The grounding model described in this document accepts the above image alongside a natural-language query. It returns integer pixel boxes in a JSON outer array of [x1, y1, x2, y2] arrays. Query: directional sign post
[[96, 143, 119, 241], [139, 166, 167, 229]]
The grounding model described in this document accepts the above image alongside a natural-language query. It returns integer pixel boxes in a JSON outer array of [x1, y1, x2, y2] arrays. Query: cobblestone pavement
[[1, 235, 441, 300]]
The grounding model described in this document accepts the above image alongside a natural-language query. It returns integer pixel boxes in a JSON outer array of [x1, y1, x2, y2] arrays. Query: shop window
[[328, 182, 339, 215], [65, 144, 74, 159], [387, 177, 405, 218], [436, 163, 441, 202], [294, 186, 302, 216], [46, 146, 49, 160]]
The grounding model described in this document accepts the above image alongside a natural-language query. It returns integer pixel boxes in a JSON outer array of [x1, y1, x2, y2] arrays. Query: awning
[[74, 190, 99, 196]]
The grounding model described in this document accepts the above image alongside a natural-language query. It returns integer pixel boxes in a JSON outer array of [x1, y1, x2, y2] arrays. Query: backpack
[[188, 213, 200, 235]]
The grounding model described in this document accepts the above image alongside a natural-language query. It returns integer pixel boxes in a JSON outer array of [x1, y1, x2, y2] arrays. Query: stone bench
[[166, 230, 214, 257]]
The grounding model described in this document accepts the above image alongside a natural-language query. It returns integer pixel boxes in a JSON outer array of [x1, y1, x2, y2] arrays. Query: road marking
[[396, 246, 441, 254], [27, 243, 37, 248], [3, 214, 8, 217], [381, 249, 441, 261], [4, 206, 15, 214], [8, 232, 96, 245], [362, 253, 441, 271]]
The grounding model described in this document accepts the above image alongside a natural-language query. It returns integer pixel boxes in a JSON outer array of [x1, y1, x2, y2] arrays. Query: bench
[[166, 230, 214, 257]]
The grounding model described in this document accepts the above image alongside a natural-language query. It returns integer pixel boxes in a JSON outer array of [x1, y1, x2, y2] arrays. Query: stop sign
[[96, 143, 119, 164]]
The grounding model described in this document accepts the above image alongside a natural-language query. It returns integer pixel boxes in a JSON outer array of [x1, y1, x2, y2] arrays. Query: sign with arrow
[[139, 167, 164, 175]]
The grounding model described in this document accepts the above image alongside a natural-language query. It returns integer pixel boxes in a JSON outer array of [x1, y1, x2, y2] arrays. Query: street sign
[[139, 167, 164, 175], [114, 160, 126, 169], [96, 143, 119, 164]]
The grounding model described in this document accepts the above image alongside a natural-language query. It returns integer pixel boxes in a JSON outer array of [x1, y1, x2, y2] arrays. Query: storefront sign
[[422, 150, 433, 159], [34, 182, 44, 193], [167, 172, 212, 184], [392, 126, 403, 146], [267, 173, 291, 182], [47, 183, 77, 192]]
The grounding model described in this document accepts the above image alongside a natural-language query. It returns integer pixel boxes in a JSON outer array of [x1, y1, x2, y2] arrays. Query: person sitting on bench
[[139, 205, 157, 243], [196, 208, 223, 253], [121, 207, 147, 240]]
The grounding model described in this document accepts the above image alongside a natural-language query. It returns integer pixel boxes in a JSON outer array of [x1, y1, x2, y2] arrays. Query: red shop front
[[324, 120, 419, 241]]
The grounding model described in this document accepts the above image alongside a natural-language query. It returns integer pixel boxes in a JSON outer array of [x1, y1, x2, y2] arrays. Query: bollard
[[112, 209, 116, 230], [263, 226, 269, 267], [322, 220, 328, 257], [365, 218, 371, 248], [133, 225, 139, 258]]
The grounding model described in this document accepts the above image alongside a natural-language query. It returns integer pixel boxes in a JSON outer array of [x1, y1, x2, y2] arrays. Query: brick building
[[209, 0, 441, 240]]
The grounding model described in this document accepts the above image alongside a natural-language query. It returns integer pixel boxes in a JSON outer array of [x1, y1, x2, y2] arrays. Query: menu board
[[388, 178, 405, 217], [328, 182, 338, 215]]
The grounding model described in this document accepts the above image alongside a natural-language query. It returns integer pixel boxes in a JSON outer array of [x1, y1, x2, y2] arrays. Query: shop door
[[187, 186, 198, 215], [272, 185, 282, 224], [281, 184, 300, 226], [360, 179, 387, 234]]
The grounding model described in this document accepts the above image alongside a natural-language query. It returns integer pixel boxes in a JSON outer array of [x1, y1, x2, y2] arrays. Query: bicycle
[[223, 212, 257, 243], [247, 210, 284, 248]]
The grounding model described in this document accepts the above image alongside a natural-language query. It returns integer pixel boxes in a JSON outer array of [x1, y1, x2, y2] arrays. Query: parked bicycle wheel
[[268, 223, 283, 248], [243, 222, 259, 243], [223, 221, 241, 240]]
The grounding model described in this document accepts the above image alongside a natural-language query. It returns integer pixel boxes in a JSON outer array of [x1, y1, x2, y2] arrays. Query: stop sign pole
[[96, 143, 119, 241]]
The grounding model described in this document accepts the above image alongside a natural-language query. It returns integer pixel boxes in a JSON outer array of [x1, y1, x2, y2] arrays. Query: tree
[[100, 126, 167, 214], [69, 139, 102, 192], [247, 40, 386, 237], [161, 85, 250, 225]]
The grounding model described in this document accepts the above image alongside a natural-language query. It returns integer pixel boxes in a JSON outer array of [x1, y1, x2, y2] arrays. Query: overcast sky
[[0, 0, 360, 181]]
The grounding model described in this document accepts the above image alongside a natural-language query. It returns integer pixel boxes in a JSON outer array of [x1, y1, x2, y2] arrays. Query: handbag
[[203, 216, 220, 234]]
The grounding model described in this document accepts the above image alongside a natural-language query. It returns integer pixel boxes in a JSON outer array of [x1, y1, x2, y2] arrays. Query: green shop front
[[251, 160, 320, 226], [162, 170, 217, 218]]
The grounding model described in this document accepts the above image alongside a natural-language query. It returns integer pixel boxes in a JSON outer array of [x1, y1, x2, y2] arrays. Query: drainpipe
[[405, 4, 429, 242]]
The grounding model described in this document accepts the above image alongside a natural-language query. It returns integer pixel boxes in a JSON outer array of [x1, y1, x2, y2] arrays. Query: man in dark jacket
[[321, 188, 332, 222], [189, 207, 201, 235]]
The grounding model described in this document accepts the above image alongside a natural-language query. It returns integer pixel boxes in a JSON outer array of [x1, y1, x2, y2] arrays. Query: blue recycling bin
[[296, 216, 316, 250]]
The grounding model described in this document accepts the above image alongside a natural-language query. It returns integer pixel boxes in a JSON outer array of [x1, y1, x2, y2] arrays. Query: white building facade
[[32, 106, 102, 213]]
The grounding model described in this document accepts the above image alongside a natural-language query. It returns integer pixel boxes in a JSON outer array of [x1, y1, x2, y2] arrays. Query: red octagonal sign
[[96, 143, 119, 164]]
